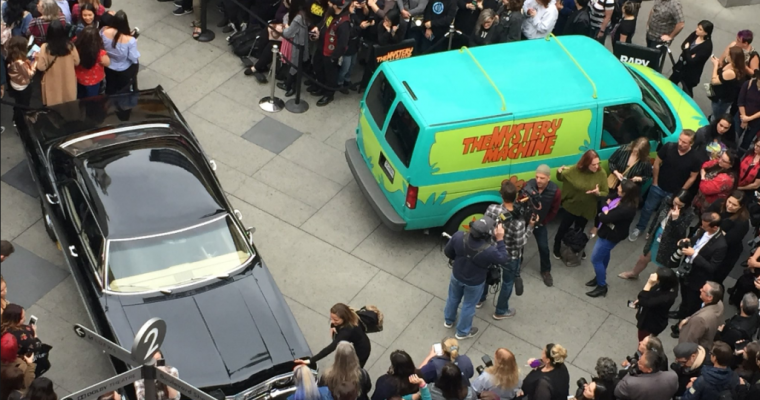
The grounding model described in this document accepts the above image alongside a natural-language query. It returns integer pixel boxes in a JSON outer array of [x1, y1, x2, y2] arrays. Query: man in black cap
[[308, 0, 352, 106], [671, 342, 712, 397], [443, 216, 509, 340]]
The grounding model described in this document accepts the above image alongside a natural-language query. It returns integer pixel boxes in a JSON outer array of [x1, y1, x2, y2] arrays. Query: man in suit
[[671, 212, 727, 326], [677, 281, 725, 350]]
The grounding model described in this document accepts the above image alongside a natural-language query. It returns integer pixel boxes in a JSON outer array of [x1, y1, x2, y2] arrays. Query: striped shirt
[[589, 0, 614, 29]]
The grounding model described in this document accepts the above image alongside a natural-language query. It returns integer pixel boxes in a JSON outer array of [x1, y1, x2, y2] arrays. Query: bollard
[[259, 44, 285, 113], [196, 0, 216, 42], [285, 43, 309, 114], [447, 23, 455, 51]]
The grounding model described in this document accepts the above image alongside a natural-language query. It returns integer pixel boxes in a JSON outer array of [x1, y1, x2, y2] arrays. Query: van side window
[[366, 72, 396, 129], [601, 104, 664, 149], [386, 102, 420, 167]]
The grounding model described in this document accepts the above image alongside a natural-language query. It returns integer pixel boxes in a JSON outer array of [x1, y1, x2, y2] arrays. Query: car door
[[59, 181, 106, 293]]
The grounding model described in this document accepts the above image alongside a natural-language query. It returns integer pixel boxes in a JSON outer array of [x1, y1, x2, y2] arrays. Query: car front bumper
[[228, 369, 316, 400], [345, 138, 406, 231]]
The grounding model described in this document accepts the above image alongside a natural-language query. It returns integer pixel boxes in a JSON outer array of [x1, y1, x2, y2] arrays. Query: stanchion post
[[447, 23, 455, 51], [197, 0, 215, 42], [285, 43, 309, 114], [259, 44, 285, 113]]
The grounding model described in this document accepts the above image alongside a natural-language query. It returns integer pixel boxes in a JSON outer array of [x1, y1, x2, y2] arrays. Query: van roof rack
[[459, 46, 506, 111], [546, 34, 598, 99]]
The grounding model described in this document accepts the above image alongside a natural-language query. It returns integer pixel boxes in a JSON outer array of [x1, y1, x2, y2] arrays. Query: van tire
[[443, 203, 494, 235]]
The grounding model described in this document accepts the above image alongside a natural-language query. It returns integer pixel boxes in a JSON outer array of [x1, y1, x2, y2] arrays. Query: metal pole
[[259, 44, 285, 113], [196, 0, 216, 42], [285, 43, 309, 113], [448, 24, 455, 51], [142, 363, 158, 400]]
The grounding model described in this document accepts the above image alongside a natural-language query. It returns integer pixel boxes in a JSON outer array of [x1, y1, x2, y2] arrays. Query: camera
[[475, 355, 493, 375], [496, 188, 541, 227], [576, 377, 588, 388], [675, 262, 693, 280], [677, 239, 692, 250]]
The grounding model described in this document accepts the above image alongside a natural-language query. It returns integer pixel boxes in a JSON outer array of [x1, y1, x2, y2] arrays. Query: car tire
[[443, 203, 493, 236], [40, 200, 58, 242]]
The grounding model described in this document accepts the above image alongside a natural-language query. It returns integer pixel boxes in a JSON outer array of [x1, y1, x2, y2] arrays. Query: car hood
[[107, 263, 311, 390]]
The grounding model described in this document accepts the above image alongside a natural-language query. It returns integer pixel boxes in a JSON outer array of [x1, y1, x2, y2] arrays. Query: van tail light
[[406, 185, 418, 209]]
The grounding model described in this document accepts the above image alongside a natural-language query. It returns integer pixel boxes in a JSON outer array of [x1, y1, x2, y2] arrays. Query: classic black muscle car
[[17, 87, 312, 400]]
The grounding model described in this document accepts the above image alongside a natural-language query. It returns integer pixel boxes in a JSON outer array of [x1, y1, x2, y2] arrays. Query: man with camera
[[444, 216, 509, 339], [680, 341, 741, 400], [671, 212, 727, 326], [476, 180, 538, 320], [676, 281, 725, 350], [614, 349, 678, 400], [715, 292, 759, 351], [671, 342, 713, 398], [522, 165, 562, 287]]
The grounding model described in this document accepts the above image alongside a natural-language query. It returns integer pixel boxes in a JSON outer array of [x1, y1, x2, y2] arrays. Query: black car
[[17, 87, 313, 400]]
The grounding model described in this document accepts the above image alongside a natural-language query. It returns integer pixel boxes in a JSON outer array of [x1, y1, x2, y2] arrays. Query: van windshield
[[366, 72, 396, 129], [626, 67, 676, 134]]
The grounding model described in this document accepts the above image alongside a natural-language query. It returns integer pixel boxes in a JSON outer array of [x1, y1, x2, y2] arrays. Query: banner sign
[[613, 42, 664, 72], [371, 39, 416, 69]]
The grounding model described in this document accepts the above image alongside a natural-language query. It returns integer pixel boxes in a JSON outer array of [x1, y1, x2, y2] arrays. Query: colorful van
[[345, 35, 707, 233]]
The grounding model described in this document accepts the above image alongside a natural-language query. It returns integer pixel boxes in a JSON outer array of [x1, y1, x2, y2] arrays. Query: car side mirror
[[246, 227, 255, 245], [234, 209, 243, 220]]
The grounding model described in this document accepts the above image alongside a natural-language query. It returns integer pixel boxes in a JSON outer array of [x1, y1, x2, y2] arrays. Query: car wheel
[[40, 200, 57, 242], [443, 203, 493, 236]]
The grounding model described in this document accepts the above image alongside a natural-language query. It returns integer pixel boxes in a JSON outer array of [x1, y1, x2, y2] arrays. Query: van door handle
[[68, 246, 79, 257]]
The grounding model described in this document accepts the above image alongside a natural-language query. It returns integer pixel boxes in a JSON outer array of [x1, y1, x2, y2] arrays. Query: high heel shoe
[[586, 285, 608, 298], [585, 277, 598, 287], [618, 271, 638, 280]]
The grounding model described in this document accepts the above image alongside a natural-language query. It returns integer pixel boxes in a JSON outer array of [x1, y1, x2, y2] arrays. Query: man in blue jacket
[[681, 341, 741, 400], [443, 216, 509, 340]]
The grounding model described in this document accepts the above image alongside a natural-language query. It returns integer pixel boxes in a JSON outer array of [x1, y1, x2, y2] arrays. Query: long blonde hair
[[293, 365, 321, 400], [321, 342, 362, 395], [38, 0, 61, 21], [485, 348, 519, 389], [441, 337, 460, 362]]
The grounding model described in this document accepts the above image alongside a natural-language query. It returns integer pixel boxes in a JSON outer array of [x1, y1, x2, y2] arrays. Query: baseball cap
[[469, 216, 495, 239], [673, 342, 699, 358]]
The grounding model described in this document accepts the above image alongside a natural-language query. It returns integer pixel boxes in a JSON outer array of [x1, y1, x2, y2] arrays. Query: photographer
[[614, 350, 678, 400], [618, 335, 669, 378], [574, 357, 617, 400], [715, 293, 759, 351], [478, 180, 538, 320], [471, 348, 521, 399], [680, 341, 741, 400], [444, 216, 509, 339], [677, 282, 725, 350], [522, 164, 562, 287], [634, 269, 679, 340], [671, 212, 727, 323], [671, 342, 712, 398], [418, 337, 473, 384]]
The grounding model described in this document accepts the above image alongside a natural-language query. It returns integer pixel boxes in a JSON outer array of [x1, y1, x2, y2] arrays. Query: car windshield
[[106, 215, 252, 293], [626, 66, 677, 134]]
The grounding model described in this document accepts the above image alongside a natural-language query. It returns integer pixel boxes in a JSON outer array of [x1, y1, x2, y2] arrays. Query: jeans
[[8, 85, 32, 129], [589, 26, 608, 45], [711, 99, 732, 122], [553, 209, 589, 255], [479, 258, 520, 316], [636, 185, 671, 231], [77, 82, 101, 99], [591, 237, 617, 286], [534, 225, 551, 273], [338, 54, 356, 86], [444, 275, 485, 337]]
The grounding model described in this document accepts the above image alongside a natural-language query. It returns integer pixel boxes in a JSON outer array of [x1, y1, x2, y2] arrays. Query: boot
[[586, 285, 608, 298], [316, 95, 334, 106], [585, 277, 598, 287]]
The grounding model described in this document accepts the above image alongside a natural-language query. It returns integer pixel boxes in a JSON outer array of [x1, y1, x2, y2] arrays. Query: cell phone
[[627, 300, 637, 309], [433, 343, 443, 356], [27, 44, 40, 59], [156, 358, 166, 367], [29, 315, 38, 326]]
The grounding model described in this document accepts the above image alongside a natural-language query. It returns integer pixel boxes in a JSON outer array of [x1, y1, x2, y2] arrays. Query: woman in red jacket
[[694, 150, 738, 214]]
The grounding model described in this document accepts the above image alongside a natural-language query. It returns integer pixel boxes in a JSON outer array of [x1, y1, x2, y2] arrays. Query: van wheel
[[40, 200, 57, 242], [443, 203, 493, 235]]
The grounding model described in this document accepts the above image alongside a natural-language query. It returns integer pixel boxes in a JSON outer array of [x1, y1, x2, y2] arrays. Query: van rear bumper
[[345, 138, 406, 231]]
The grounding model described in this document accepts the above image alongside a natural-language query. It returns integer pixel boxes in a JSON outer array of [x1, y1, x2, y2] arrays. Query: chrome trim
[[69, 245, 79, 257], [103, 214, 256, 296], [209, 160, 217, 171], [234, 209, 243, 221], [58, 124, 171, 149], [46, 193, 59, 204], [226, 370, 316, 400]]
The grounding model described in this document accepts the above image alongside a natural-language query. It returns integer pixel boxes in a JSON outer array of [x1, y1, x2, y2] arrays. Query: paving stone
[[324, 123, 358, 151], [13, 219, 67, 271], [133, 36, 171, 67], [403, 247, 453, 301], [279, 135, 354, 185], [142, 23, 192, 48], [242, 117, 303, 154], [1, 243, 69, 310], [213, 160, 249, 194], [1, 159, 38, 198], [1, 130, 26, 176], [233, 175, 317, 227], [36, 276, 92, 327], [0, 182, 42, 239], [352, 226, 438, 279], [190, 91, 264, 136], [301, 182, 380, 251], [254, 156, 344, 209], [137, 67, 179, 93], [149, 39, 226, 83]]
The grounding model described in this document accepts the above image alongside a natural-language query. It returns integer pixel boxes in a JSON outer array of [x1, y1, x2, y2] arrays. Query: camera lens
[[576, 377, 587, 387]]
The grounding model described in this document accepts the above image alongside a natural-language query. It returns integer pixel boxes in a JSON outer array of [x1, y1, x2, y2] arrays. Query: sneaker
[[541, 271, 553, 287], [514, 277, 524, 296], [173, 8, 193, 15], [455, 326, 479, 340], [444, 321, 453, 328], [0, 126, 5, 134], [493, 309, 516, 320], [552, 251, 561, 260], [475, 302, 484, 309], [581, 251, 587, 260], [628, 229, 641, 242]]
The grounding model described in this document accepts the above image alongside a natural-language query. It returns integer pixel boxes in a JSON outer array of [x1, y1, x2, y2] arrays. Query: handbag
[[705, 82, 717, 100], [280, 38, 292, 62], [607, 163, 633, 189]]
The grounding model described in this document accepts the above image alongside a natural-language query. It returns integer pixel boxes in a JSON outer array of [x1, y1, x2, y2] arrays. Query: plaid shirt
[[485, 204, 532, 258], [646, 0, 684, 41], [134, 366, 181, 400], [27, 14, 67, 45]]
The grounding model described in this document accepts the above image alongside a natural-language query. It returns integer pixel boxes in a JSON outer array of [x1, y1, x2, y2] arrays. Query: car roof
[[78, 140, 226, 240], [382, 35, 642, 126]]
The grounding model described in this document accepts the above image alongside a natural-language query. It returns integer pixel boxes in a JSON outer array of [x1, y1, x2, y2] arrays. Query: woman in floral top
[[693, 150, 738, 214], [0, 304, 40, 358], [75, 26, 110, 98]]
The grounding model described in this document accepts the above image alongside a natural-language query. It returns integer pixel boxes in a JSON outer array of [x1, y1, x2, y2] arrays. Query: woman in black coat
[[298, 303, 371, 368], [669, 20, 714, 98], [635, 268, 679, 341], [709, 191, 750, 285]]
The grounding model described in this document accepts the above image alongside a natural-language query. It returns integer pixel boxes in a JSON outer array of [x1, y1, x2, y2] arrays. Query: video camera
[[475, 355, 493, 375], [497, 188, 542, 226]]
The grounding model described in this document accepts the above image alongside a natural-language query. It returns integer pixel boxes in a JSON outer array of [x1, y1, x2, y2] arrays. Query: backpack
[[356, 306, 383, 333]]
